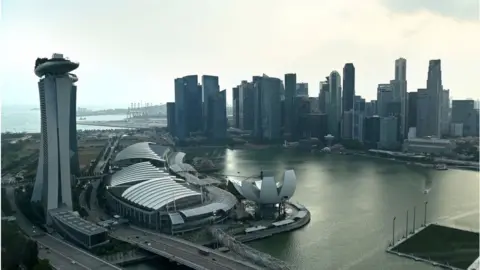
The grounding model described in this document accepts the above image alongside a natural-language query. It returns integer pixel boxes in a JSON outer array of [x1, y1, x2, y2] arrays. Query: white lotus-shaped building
[[231, 170, 297, 204]]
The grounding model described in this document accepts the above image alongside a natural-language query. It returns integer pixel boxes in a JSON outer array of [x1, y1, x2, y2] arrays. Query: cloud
[[380, 0, 480, 21]]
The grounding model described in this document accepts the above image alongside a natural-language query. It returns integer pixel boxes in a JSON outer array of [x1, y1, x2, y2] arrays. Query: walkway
[[110, 226, 261, 270]]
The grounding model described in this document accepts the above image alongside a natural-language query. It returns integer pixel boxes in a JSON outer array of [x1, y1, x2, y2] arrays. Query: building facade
[[284, 74, 296, 136], [238, 80, 255, 131], [328, 71, 342, 138], [379, 116, 399, 150], [31, 54, 79, 222], [377, 84, 394, 117], [296, 83, 309, 97], [174, 75, 202, 140], [232, 86, 240, 128], [364, 116, 381, 148], [342, 63, 355, 113], [253, 75, 282, 141], [202, 75, 220, 134]]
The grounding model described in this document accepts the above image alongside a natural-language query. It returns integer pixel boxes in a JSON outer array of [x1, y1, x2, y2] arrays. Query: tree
[[33, 259, 52, 270]]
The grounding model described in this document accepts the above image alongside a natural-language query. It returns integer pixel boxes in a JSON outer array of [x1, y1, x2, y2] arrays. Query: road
[[110, 226, 262, 270], [5, 187, 121, 270]]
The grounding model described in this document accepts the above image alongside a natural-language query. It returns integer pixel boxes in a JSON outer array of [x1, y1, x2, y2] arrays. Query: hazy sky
[[1, 0, 479, 108]]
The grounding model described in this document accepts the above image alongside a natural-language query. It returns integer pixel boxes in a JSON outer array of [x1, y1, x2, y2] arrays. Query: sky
[[1, 0, 479, 108]]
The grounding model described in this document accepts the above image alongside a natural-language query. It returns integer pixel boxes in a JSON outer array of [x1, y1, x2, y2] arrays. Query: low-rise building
[[403, 138, 456, 155]]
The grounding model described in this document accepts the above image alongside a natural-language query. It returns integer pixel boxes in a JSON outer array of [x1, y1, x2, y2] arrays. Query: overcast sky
[[1, 0, 479, 108]]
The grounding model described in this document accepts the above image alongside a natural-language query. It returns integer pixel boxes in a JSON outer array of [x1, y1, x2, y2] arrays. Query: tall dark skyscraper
[[319, 80, 329, 113], [342, 63, 355, 113], [407, 91, 418, 129], [202, 75, 220, 133], [418, 59, 443, 137], [232, 86, 240, 128], [284, 73, 296, 137], [253, 75, 282, 141], [174, 75, 202, 140], [238, 81, 254, 130], [31, 54, 78, 223], [70, 85, 79, 176], [208, 90, 227, 139]]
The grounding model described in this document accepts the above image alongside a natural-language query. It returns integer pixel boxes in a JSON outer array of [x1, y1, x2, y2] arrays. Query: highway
[[5, 187, 121, 270], [110, 226, 262, 270]]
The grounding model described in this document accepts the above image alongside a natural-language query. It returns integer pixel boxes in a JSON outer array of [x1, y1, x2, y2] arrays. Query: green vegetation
[[1, 221, 52, 270], [340, 139, 366, 151], [454, 141, 479, 161], [1, 188, 14, 216], [15, 185, 45, 225], [91, 238, 135, 256]]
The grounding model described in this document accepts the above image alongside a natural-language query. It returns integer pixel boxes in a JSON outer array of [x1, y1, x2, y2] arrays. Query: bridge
[[110, 226, 262, 270]]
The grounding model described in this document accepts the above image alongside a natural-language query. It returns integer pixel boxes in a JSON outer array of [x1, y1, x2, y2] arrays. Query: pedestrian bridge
[[110, 226, 261, 270]]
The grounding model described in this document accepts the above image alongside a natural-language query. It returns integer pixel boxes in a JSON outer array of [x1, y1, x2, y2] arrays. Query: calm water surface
[[219, 149, 479, 270]]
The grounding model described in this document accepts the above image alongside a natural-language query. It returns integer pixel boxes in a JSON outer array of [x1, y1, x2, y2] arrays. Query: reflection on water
[[131, 148, 479, 270]]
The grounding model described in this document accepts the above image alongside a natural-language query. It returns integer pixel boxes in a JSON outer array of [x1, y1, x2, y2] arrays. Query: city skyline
[[1, 0, 480, 107]]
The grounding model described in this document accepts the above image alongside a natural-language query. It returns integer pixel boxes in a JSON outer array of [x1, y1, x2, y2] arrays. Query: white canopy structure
[[231, 170, 297, 204], [114, 142, 170, 163]]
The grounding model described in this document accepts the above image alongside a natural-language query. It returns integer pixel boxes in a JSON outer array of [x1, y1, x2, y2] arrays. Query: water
[[220, 149, 479, 270], [1, 107, 127, 133], [3, 109, 478, 269]]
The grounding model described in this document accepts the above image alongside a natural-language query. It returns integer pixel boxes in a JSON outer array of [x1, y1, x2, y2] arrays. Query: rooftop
[[50, 209, 107, 236]]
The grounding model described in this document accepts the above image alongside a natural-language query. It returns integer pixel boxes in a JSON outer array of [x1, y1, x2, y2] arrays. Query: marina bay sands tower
[[31, 53, 79, 221]]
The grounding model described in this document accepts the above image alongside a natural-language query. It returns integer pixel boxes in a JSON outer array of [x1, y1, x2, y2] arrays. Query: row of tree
[[1, 221, 51, 270]]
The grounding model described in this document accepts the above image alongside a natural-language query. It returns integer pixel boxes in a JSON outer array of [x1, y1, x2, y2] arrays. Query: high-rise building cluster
[[168, 75, 227, 141], [167, 59, 479, 150]]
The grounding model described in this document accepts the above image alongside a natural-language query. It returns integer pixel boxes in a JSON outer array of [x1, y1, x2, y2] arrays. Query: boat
[[434, 164, 448, 170]]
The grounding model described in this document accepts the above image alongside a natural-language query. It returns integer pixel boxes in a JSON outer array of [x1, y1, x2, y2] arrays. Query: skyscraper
[[202, 75, 220, 133], [31, 54, 78, 222], [238, 81, 255, 130], [407, 91, 418, 129], [328, 71, 342, 138], [377, 84, 394, 117], [295, 83, 309, 97], [208, 90, 227, 139], [253, 75, 282, 141], [421, 59, 443, 137], [232, 86, 240, 128], [318, 80, 329, 113], [174, 75, 202, 140], [284, 73, 296, 136], [392, 58, 408, 138], [342, 63, 355, 113]]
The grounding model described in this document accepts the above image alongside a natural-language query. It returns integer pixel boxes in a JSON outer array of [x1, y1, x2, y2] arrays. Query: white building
[[31, 54, 79, 222]]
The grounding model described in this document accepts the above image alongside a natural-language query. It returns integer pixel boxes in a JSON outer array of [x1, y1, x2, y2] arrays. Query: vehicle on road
[[198, 249, 210, 256]]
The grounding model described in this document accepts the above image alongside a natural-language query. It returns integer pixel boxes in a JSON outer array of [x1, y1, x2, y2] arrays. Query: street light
[[412, 206, 416, 234], [405, 210, 408, 238], [424, 201, 428, 226], [392, 216, 396, 245]]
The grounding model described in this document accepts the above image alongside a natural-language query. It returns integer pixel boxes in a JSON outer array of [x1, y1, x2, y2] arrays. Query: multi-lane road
[[111, 226, 262, 270], [4, 187, 121, 270]]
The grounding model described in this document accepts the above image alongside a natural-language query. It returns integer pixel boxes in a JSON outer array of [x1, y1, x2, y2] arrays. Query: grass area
[[392, 224, 479, 269], [78, 147, 103, 169]]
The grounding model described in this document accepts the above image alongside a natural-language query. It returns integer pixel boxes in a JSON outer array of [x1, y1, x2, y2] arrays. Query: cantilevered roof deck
[[110, 161, 170, 187], [49, 209, 107, 236], [121, 178, 201, 211], [114, 142, 170, 163]]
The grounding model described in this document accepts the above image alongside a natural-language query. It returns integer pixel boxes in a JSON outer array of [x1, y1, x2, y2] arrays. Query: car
[[71, 260, 76, 264]]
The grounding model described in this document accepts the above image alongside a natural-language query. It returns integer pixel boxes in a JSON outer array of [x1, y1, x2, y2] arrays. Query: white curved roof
[[169, 152, 186, 165], [110, 162, 170, 187], [231, 170, 297, 204], [122, 178, 201, 211], [179, 186, 237, 218], [114, 142, 170, 163]]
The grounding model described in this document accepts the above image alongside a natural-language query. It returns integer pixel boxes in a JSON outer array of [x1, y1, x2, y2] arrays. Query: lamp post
[[405, 210, 409, 238], [392, 216, 396, 245], [424, 201, 428, 226], [412, 206, 416, 234]]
